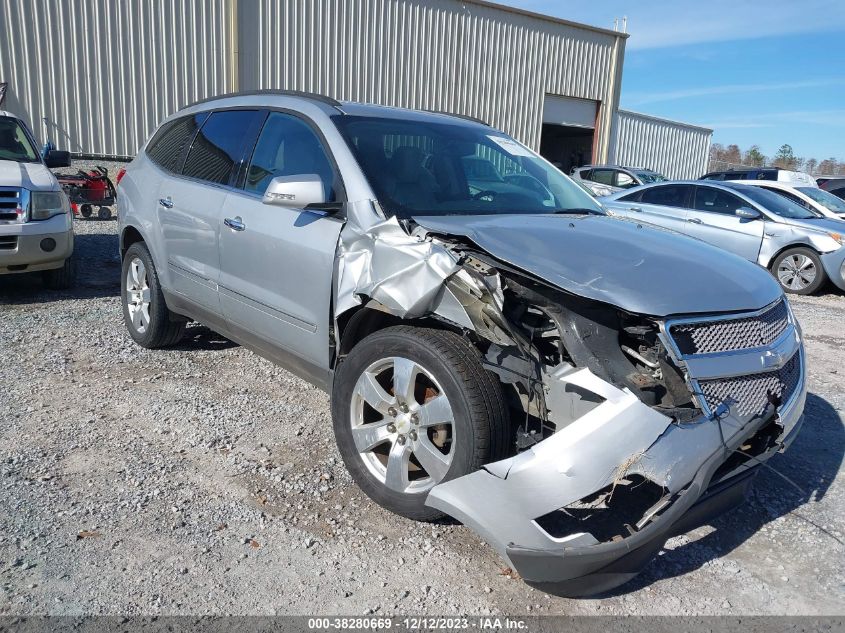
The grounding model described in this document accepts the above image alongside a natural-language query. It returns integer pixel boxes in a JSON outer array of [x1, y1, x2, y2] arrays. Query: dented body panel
[[413, 214, 783, 316]]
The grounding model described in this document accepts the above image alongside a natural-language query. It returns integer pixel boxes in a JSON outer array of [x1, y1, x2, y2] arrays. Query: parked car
[[575, 178, 617, 197], [603, 180, 845, 294], [0, 110, 75, 288], [729, 179, 845, 219], [820, 178, 845, 202], [571, 164, 664, 190], [701, 167, 817, 187], [118, 91, 806, 596]]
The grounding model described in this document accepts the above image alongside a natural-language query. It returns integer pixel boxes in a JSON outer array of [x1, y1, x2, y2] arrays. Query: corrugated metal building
[[611, 110, 712, 179], [0, 0, 710, 177]]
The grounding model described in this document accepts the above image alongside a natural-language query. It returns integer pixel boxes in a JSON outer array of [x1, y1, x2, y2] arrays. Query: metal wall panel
[[238, 0, 625, 155], [0, 0, 232, 157], [612, 110, 712, 180]]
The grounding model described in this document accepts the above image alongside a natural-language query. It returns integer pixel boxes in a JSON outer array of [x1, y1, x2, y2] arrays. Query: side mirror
[[262, 174, 327, 209], [735, 206, 761, 220], [44, 149, 71, 168]]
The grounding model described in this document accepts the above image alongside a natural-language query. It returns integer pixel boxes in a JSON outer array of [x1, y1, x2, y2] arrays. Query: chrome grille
[[670, 300, 789, 356], [698, 352, 801, 418], [0, 188, 24, 223]]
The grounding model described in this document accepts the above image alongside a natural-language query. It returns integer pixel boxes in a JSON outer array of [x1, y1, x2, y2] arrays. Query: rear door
[[218, 110, 345, 373], [156, 109, 263, 313], [686, 185, 765, 261], [608, 184, 694, 235]]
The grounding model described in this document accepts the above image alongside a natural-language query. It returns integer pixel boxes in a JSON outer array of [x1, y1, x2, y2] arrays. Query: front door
[[686, 186, 765, 261], [218, 111, 345, 371]]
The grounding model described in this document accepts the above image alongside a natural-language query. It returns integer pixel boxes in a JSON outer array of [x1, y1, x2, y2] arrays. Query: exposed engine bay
[[332, 201, 807, 595]]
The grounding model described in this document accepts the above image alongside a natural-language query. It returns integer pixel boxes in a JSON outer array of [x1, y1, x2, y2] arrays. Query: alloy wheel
[[350, 356, 455, 494], [125, 257, 152, 334], [777, 254, 817, 291]]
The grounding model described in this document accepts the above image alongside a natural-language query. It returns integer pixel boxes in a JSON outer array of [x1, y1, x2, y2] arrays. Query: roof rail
[[423, 109, 488, 126], [181, 89, 342, 111]]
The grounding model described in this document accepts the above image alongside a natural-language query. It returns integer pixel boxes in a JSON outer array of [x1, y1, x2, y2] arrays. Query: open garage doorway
[[540, 95, 598, 174]]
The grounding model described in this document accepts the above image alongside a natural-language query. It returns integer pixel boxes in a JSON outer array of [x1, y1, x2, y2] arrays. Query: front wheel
[[772, 247, 827, 295], [42, 257, 76, 290], [121, 242, 185, 348], [332, 326, 510, 521]]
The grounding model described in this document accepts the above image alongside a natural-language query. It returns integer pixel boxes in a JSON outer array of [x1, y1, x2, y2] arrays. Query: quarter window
[[182, 110, 261, 185], [244, 112, 339, 200], [693, 187, 745, 215], [146, 113, 207, 172]]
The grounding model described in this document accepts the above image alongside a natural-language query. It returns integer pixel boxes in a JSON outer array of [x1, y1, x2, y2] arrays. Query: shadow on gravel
[[611, 391, 844, 594], [169, 324, 238, 352], [0, 233, 120, 304]]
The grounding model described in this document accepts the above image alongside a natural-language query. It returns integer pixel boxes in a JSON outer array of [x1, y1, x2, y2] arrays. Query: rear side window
[[146, 113, 207, 172], [641, 184, 691, 207], [591, 169, 615, 186], [182, 110, 262, 186], [244, 111, 339, 200], [693, 187, 744, 215]]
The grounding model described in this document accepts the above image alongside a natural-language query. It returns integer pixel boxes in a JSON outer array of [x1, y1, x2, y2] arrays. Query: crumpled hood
[[0, 159, 59, 191], [414, 213, 783, 317]]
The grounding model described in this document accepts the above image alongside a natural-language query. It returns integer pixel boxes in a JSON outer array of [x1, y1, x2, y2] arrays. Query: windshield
[[333, 115, 602, 218], [730, 184, 818, 220], [0, 116, 39, 163], [797, 187, 845, 214], [634, 170, 666, 184]]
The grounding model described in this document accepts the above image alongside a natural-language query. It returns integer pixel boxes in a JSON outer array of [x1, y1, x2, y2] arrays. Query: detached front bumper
[[427, 341, 806, 596], [0, 214, 73, 274]]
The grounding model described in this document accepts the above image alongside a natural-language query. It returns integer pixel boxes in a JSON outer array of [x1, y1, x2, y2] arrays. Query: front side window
[[146, 113, 208, 172], [693, 187, 745, 215], [724, 184, 817, 219], [615, 171, 636, 188], [244, 111, 339, 200], [797, 186, 845, 214], [0, 116, 38, 162], [182, 110, 261, 185], [641, 184, 691, 208], [333, 116, 601, 218]]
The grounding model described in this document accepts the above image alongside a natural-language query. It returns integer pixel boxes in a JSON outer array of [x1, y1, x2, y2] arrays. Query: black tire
[[42, 257, 77, 290], [771, 247, 827, 295], [97, 206, 112, 220], [121, 241, 185, 348], [80, 204, 92, 218], [332, 326, 510, 521]]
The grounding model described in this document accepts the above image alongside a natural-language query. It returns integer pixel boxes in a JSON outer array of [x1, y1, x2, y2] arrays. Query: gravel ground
[[1, 180, 844, 615]]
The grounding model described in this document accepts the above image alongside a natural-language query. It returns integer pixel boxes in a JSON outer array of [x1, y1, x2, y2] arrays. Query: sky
[[499, 0, 845, 163]]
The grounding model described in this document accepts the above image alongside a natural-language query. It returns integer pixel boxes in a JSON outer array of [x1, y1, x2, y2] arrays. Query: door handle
[[224, 216, 246, 232], [629, 206, 642, 212], [686, 218, 702, 224], [158, 197, 173, 209]]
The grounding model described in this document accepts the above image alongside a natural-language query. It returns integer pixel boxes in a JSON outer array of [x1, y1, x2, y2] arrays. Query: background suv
[[118, 91, 805, 596], [0, 110, 75, 288]]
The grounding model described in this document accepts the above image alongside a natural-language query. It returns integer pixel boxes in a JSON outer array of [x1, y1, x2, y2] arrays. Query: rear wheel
[[772, 247, 827, 295], [97, 206, 112, 220], [332, 326, 510, 521], [80, 204, 92, 218], [121, 242, 185, 348]]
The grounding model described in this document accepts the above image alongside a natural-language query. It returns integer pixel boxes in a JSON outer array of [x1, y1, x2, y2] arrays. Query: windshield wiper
[[551, 208, 603, 215]]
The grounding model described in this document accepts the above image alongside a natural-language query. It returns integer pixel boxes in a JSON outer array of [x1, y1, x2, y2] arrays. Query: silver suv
[[118, 91, 806, 596]]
